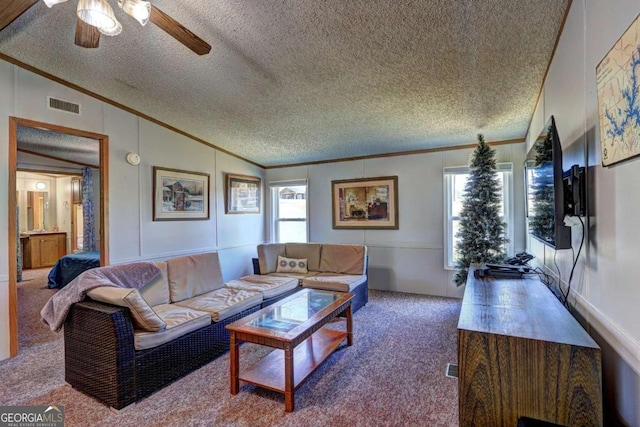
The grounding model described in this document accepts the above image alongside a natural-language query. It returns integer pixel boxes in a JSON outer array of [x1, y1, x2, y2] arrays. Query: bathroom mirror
[[26, 191, 49, 231]]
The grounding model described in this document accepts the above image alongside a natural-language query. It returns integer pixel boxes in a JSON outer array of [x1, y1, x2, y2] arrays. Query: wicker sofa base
[[64, 300, 260, 410], [349, 279, 368, 313]]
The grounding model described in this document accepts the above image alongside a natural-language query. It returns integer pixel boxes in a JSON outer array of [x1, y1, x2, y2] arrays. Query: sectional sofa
[[61, 244, 368, 410], [252, 242, 369, 312]]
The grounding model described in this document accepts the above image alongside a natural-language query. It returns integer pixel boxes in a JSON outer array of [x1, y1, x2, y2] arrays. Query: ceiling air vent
[[47, 96, 81, 115]]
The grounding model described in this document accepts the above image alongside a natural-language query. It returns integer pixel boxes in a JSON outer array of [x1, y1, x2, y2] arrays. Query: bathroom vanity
[[20, 232, 67, 269]]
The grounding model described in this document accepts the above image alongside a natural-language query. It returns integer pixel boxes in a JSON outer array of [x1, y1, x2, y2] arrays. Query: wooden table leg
[[230, 332, 239, 394], [346, 303, 353, 346], [284, 344, 294, 412]]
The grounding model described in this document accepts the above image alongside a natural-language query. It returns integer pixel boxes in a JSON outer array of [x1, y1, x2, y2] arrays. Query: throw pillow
[[87, 287, 167, 332], [276, 256, 308, 274]]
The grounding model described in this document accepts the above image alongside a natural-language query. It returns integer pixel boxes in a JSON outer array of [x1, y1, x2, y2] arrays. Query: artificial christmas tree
[[454, 134, 507, 285]]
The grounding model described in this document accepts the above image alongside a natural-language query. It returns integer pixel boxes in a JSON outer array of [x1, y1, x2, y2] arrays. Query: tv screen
[[525, 116, 571, 249]]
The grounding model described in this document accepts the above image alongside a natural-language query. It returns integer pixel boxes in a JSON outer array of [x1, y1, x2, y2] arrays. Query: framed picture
[[596, 12, 640, 166], [332, 176, 398, 229], [153, 167, 210, 221], [225, 173, 261, 214]]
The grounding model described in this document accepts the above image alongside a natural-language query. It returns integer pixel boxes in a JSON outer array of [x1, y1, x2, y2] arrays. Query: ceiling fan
[[1, 0, 211, 55]]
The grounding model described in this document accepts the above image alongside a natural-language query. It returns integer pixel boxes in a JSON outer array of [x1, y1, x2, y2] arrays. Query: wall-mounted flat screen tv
[[525, 116, 572, 249]]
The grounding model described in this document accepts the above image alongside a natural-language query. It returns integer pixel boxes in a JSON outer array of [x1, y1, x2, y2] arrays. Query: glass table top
[[248, 289, 340, 332]]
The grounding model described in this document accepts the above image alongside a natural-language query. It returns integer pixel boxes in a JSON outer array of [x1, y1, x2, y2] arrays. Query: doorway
[[8, 117, 110, 357]]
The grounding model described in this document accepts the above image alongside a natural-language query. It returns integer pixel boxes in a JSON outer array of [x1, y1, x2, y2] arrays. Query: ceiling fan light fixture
[[77, 0, 119, 33], [98, 18, 122, 36], [42, 0, 68, 8], [118, 0, 151, 26]]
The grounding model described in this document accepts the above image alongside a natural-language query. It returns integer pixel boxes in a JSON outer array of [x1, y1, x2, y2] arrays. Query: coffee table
[[226, 288, 354, 412]]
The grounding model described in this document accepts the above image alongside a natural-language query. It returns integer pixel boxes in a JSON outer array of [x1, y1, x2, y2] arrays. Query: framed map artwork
[[596, 12, 640, 166]]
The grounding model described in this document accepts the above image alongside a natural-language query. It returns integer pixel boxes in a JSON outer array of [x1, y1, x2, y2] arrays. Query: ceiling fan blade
[[149, 5, 211, 55], [0, 0, 38, 32], [75, 17, 100, 48]]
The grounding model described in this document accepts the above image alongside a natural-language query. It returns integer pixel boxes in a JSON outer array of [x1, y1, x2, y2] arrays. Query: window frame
[[443, 163, 514, 270], [269, 179, 309, 243]]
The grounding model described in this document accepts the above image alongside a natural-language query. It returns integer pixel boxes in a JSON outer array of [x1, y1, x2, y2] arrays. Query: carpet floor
[[1, 270, 461, 427]]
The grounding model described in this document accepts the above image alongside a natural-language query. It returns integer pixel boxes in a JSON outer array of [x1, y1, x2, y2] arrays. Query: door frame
[[8, 116, 110, 357]]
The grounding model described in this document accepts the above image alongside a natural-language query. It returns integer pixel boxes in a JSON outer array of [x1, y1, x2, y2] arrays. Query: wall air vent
[[47, 96, 81, 115]]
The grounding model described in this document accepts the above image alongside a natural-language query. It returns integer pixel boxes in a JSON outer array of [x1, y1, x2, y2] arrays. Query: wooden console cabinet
[[21, 232, 67, 269], [457, 266, 602, 426]]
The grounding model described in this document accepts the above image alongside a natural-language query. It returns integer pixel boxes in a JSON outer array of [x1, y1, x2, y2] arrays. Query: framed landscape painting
[[332, 176, 398, 229], [225, 173, 261, 214], [153, 167, 210, 221]]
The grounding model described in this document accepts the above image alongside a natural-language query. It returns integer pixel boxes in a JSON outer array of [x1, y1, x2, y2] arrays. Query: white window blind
[[269, 179, 308, 243]]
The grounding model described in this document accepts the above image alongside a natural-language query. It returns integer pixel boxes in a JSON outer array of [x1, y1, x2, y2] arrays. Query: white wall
[[55, 177, 71, 245], [526, 1, 640, 424], [0, 62, 265, 360], [266, 141, 526, 299]]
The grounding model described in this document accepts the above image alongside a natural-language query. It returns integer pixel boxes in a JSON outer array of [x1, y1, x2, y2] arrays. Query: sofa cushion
[[302, 273, 367, 292], [133, 304, 211, 351], [87, 287, 167, 332], [276, 256, 308, 274], [225, 275, 299, 299], [167, 252, 224, 303], [267, 271, 319, 281], [320, 244, 367, 274], [140, 261, 170, 306], [285, 243, 322, 271], [174, 287, 262, 322], [257, 244, 286, 274]]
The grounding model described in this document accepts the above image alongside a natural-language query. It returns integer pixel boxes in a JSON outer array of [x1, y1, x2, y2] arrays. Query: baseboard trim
[[110, 244, 260, 265], [111, 248, 218, 264], [536, 261, 640, 376], [214, 243, 264, 251], [363, 242, 442, 250], [571, 291, 640, 376]]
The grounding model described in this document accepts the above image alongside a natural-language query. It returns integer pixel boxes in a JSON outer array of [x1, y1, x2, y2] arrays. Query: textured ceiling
[[17, 126, 99, 167], [0, 0, 570, 167]]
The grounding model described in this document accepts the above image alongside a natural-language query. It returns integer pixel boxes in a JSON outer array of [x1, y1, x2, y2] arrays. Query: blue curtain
[[82, 168, 96, 252]]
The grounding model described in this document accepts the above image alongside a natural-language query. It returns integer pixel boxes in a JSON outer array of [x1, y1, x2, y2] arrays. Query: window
[[270, 180, 308, 243], [443, 163, 513, 269]]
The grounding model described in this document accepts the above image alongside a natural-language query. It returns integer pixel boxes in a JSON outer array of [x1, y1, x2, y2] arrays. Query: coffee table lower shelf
[[227, 289, 354, 412], [240, 328, 347, 393]]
